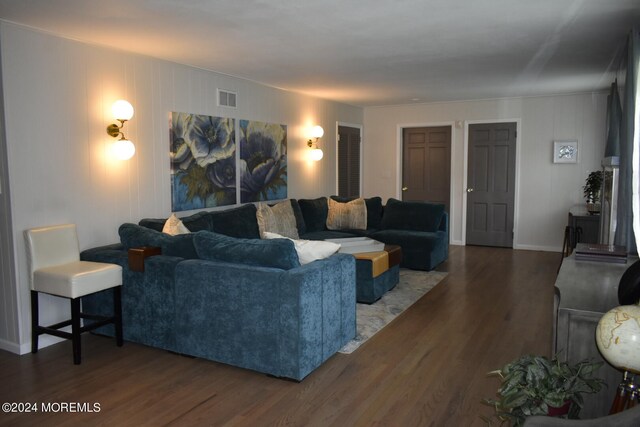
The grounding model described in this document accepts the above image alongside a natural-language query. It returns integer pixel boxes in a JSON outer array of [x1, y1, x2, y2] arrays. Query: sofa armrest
[[439, 211, 449, 233]]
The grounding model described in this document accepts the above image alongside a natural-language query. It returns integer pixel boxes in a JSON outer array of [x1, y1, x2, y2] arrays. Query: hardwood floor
[[0, 246, 558, 427]]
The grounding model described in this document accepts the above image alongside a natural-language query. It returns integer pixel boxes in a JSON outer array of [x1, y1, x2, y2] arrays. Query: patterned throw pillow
[[256, 201, 300, 239], [326, 198, 367, 230], [162, 213, 190, 235]]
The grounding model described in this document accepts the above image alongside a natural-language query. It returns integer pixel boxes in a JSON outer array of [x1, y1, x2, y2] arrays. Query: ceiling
[[0, 0, 638, 107]]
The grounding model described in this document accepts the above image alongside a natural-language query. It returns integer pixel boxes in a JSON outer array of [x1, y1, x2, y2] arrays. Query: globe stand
[[610, 371, 639, 414]]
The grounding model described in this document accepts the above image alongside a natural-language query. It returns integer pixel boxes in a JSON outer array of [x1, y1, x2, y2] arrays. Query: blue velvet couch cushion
[[298, 197, 328, 233], [289, 199, 307, 235], [207, 204, 260, 238], [138, 211, 212, 232], [119, 223, 198, 259], [381, 198, 445, 232], [193, 230, 301, 270], [330, 196, 383, 229], [372, 229, 448, 271], [300, 230, 360, 240]]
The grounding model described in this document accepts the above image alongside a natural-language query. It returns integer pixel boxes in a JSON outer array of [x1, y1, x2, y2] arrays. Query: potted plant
[[482, 354, 604, 426], [583, 171, 603, 214]]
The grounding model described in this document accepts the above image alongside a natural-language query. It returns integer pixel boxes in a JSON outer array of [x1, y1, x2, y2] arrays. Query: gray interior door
[[402, 126, 451, 212], [337, 125, 361, 198], [466, 122, 516, 247]]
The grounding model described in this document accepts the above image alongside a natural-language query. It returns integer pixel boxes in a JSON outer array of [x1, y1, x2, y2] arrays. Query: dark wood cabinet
[[568, 213, 600, 248]]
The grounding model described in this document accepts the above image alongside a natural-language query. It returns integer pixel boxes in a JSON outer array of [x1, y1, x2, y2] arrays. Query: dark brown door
[[338, 125, 361, 198], [466, 122, 516, 247], [402, 126, 451, 212]]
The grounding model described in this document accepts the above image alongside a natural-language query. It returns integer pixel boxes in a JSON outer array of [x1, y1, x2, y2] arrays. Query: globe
[[596, 305, 640, 373]]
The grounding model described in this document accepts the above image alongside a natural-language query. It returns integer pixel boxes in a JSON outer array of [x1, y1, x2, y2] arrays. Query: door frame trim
[[396, 121, 455, 242], [335, 121, 364, 197], [462, 119, 522, 247]]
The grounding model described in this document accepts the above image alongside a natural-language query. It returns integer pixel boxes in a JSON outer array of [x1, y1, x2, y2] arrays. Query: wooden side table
[[128, 246, 161, 272]]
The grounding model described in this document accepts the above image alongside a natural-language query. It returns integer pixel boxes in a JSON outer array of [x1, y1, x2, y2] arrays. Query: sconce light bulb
[[112, 100, 134, 121], [310, 125, 324, 139], [113, 138, 136, 160], [310, 148, 324, 161]]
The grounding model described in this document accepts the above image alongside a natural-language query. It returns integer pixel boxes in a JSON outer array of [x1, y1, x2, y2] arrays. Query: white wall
[[0, 22, 362, 353], [363, 93, 607, 250]]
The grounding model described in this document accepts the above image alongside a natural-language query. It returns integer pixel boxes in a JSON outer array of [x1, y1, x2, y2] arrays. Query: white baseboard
[[0, 337, 22, 355], [1, 331, 68, 356], [450, 241, 560, 252], [514, 244, 562, 252]]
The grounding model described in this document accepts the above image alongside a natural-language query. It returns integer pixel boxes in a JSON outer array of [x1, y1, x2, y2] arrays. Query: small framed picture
[[553, 140, 578, 163]]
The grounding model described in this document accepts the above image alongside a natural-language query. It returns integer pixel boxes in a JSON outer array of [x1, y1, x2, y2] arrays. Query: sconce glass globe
[[310, 125, 324, 139], [310, 148, 324, 161], [113, 139, 136, 160], [112, 100, 134, 121]]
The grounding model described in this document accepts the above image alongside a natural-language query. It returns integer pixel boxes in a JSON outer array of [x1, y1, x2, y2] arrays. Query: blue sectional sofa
[[80, 196, 448, 380], [136, 197, 449, 271]]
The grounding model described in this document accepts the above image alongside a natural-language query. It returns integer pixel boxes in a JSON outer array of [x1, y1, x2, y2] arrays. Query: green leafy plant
[[583, 171, 603, 204], [482, 355, 604, 427]]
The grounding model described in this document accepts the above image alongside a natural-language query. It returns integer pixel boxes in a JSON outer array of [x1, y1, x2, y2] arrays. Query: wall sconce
[[106, 100, 135, 160], [307, 125, 324, 161]]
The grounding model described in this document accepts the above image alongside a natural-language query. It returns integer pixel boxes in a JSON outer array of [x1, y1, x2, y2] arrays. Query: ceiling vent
[[218, 89, 237, 108]]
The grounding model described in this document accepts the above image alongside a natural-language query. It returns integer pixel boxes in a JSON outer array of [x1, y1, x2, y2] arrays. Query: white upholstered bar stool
[[25, 224, 123, 364]]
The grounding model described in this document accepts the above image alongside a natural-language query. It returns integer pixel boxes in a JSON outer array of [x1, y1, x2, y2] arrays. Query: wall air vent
[[217, 89, 237, 108]]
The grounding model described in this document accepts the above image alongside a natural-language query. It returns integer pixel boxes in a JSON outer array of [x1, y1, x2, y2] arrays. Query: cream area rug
[[339, 269, 448, 354]]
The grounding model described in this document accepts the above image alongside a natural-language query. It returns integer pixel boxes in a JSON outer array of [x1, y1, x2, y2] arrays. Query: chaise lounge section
[[81, 227, 355, 381]]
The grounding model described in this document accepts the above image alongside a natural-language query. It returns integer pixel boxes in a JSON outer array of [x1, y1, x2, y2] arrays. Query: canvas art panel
[[170, 112, 236, 211], [239, 120, 288, 203]]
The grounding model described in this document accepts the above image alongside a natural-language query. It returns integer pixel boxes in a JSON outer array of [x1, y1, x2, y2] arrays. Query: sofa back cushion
[[289, 199, 307, 235], [380, 198, 445, 232], [193, 231, 300, 270], [207, 204, 260, 238], [139, 211, 212, 233], [331, 196, 383, 229], [119, 223, 198, 259], [298, 197, 328, 233]]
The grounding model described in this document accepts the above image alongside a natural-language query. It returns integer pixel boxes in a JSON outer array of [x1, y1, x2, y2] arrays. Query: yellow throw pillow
[[326, 198, 367, 230], [256, 201, 300, 239]]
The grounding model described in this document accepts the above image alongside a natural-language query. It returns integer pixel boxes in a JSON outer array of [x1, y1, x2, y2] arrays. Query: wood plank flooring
[[0, 246, 558, 426]]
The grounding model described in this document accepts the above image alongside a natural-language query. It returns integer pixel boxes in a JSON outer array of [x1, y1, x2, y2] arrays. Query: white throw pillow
[[162, 213, 190, 235], [256, 201, 300, 239], [262, 231, 340, 265]]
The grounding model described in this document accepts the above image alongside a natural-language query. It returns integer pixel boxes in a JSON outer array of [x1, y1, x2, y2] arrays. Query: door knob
[[402, 187, 408, 191], [467, 188, 474, 193]]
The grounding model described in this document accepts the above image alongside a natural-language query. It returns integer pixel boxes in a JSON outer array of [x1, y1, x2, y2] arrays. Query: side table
[[353, 244, 402, 304]]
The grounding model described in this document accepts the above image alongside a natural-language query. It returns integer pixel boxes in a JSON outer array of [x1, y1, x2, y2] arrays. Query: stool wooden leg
[[71, 298, 81, 365], [114, 286, 123, 347], [30, 291, 39, 354]]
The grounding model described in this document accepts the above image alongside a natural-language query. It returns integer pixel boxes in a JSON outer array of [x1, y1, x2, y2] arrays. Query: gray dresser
[[554, 253, 635, 419]]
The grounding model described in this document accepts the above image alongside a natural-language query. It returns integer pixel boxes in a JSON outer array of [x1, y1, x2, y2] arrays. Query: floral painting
[[170, 112, 236, 211], [239, 120, 287, 203]]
